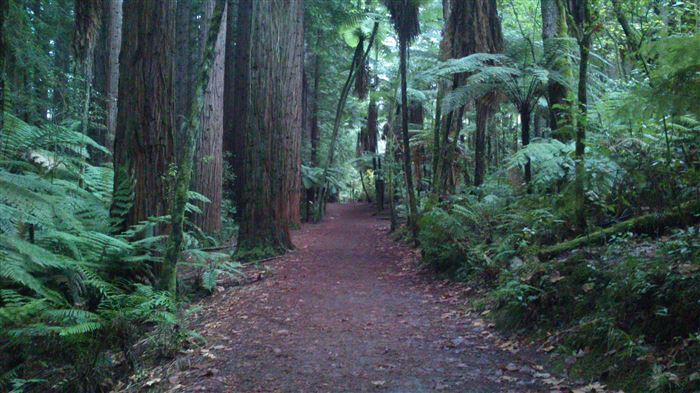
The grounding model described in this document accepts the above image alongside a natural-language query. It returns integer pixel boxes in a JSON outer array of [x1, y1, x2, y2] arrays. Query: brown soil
[[152, 203, 551, 392]]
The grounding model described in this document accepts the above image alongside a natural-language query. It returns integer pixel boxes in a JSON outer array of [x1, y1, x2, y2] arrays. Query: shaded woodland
[[0, 0, 699, 391]]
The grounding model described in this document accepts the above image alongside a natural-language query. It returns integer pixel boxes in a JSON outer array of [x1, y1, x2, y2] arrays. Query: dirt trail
[[161, 203, 549, 392]]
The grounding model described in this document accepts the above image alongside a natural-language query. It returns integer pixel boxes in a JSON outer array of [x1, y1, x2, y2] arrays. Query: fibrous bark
[[192, 0, 227, 233], [164, 0, 227, 295], [235, 0, 304, 255], [92, 0, 122, 162], [111, 0, 176, 236]]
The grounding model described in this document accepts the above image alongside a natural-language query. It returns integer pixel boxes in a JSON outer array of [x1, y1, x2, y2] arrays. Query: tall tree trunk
[[399, 38, 419, 242], [568, 0, 593, 231], [191, 0, 227, 234], [287, 2, 304, 228], [227, 0, 252, 210], [111, 0, 176, 239], [314, 23, 378, 221], [164, 0, 226, 295], [175, 0, 193, 163], [304, 31, 321, 222], [92, 0, 122, 163], [309, 31, 321, 167], [235, 0, 304, 256], [73, 0, 102, 152], [222, 0, 238, 199], [574, 39, 590, 230], [474, 100, 490, 186], [520, 106, 532, 184], [542, 0, 573, 140], [52, 1, 71, 123], [0, 0, 7, 133]]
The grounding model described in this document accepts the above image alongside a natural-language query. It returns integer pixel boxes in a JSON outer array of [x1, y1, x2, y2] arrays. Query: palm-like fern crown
[[383, 0, 420, 44]]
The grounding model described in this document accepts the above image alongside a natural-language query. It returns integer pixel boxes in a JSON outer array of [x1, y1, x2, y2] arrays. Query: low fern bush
[[0, 115, 230, 392], [492, 227, 700, 392]]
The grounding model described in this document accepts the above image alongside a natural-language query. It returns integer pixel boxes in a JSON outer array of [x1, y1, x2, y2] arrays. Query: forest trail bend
[[166, 204, 547, 392]]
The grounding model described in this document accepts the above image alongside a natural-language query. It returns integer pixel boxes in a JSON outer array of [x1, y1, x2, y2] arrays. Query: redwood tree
[[92, 0, 122, 162], [111, 0, 176, 238], [191, 0, 227, 233], [234, 0, 304, 255]]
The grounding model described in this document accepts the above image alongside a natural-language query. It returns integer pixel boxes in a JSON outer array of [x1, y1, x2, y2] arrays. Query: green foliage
[[0, 114, 228, 391], [493, 227, 700, 391]]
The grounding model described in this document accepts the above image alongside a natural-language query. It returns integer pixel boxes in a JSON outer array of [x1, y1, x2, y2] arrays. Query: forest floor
[[138, 203, 565, 393]]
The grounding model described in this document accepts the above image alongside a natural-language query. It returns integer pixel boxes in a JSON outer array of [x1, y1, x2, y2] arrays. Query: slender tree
[[314, 23, 379, 221], [567, 0, 597, 231], [234, 0, 304, 255], [384, 0, 420, 243]]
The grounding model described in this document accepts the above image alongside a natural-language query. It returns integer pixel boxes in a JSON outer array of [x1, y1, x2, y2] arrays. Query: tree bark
[[111, 0, 176, 237], [227, 0, 251, 209], [309, 31, 321, 167], [0, 0, 7, 134], [520, 106, 532, 184], [438, 0, 503, 188], [73, 0, 102, 169], [399, 38, 419, 242], [92, 0, 122, 163], [164, 0, 226, 295], [235, 0, 304, 256], [174, 0, 194, 163], [541, 0, 573, 140], [568, 0, 593, 231], [222, 0, 238, 199], [191, 0, 227, 234]]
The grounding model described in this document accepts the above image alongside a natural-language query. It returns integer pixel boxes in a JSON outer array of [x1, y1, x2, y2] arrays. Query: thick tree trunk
[[541, 0, 573, 140], [235, 0, 304, 256], [309, 31, 321, 167], [222, 0, 238, 199], [164, 0, 227, 295], [111, 0, 176, 237], [174, 0, 194, 162], [92, 0, 122, 162], [73, 0, 102, 169], [52, 10, 71, 123], [227, 0, 252, 209], [191, 0, 227, 234]]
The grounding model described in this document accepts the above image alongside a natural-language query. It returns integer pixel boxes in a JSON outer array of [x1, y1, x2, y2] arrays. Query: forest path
[[163, 203, 549, 392]]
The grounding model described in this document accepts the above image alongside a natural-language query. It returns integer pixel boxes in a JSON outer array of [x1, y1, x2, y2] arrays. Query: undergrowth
[[0, 115, 241, 392]]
